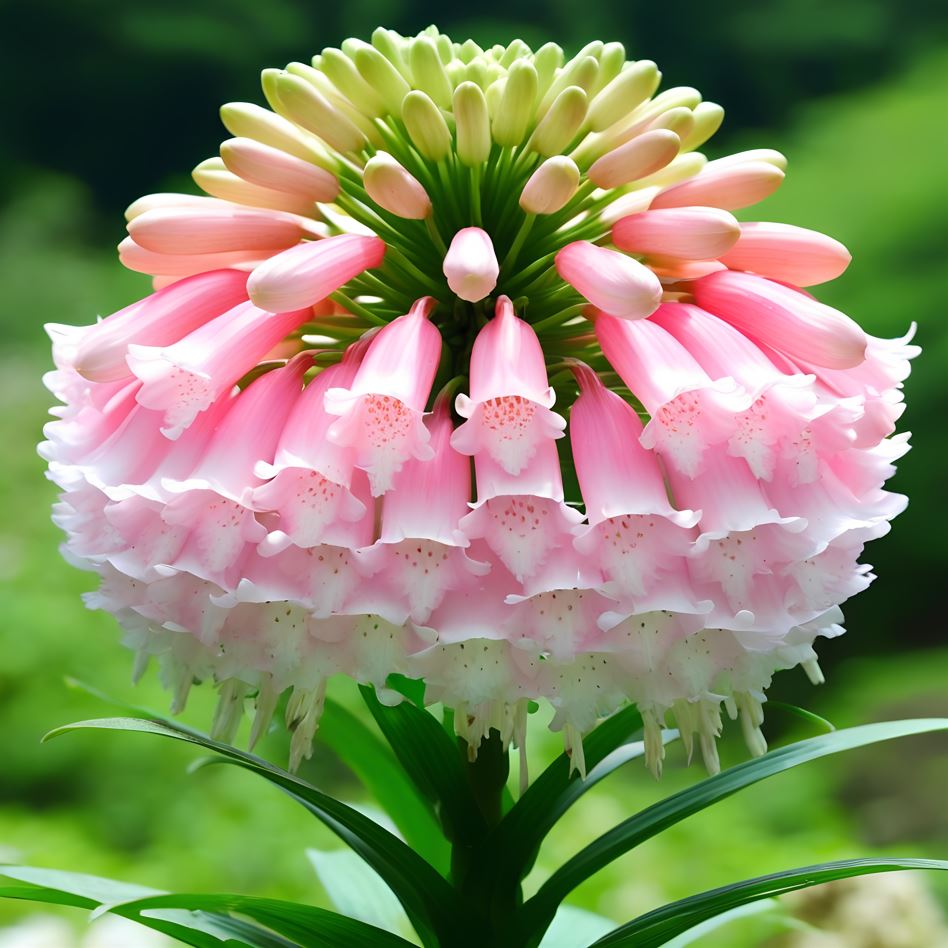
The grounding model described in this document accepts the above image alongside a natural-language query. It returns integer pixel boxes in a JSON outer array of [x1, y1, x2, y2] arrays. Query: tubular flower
[[44, 28, 915, 776]]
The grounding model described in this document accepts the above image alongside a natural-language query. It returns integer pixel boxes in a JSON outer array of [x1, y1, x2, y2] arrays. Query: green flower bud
[[520, 156, 580, 213], [354, 46, 411, 115], [275, 73, 367, 155], [531, 86, 588, 156], [492, 60, 538, 146], [680, 102, 725, 151], [587, 60, 661, 132], [219, 102, 334, 170], [410, 36, 453, 109], [453, 82, 491, 165], [402, 90, 452, 161], [319, 48, 385, 118]]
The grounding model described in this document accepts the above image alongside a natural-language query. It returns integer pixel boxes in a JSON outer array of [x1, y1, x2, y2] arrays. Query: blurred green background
[[1, 2, 947, 945]]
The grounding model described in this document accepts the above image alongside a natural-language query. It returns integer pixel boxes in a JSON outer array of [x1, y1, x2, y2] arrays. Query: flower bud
[[593, 42, 626, 92], [371, 27, 412, 80], [693, 270, 867, 369], [651, 160, 784, 210], [556, 241, 663, 320], [318, 48, 386, 117], [128, 205, 307, 255], [520, 156, 580, 214], [492, 60, 538, 146], [613, 207, 741, 260], [647, 106, 694, 139], [363, 153, 432, 219], [586, 60, 660, 132], [402, 90, 452, 161], [220, 137, 339, 202], [453, 82, 491, 165], [680, 102, 724, 151], [588, 129, 680, 189], [443, 227, 499, 302], [248, 233, 386, 312], [410, 36, 454, 109], [219, 102, 332, 168], [274, 73, 367, 154], [719, 222, 851, 286], [710, 148, 787, 171], [533, 42, 564, 94], [539, 56, 598, 114], [192, 159, 317, 215], [530, 86, 588, 157], [353, 46, 411, 115]]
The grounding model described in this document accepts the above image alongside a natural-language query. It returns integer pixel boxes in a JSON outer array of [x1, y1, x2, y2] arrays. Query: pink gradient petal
[[325, 298, 442, 495], [452, 296, 565, 475], [613, 207, 741, 261], [57, 269, 250, 383], [719, 222, 851, 286], [693, 270, 868, 370], [127, 301, 312, 439], [556, 241, 662, 320], [248, 233, 386, 312]]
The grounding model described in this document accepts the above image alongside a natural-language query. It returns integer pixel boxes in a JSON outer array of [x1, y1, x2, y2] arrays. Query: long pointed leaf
[[43, 717, 459, 946], [320, 698, 450, 872], [66, 678, 449, 873], [589, 858, 948, 947], [521, 718, 948, 930], [0, 872, 269, 947], [359, 685, 487, 845], [104, 891, 420, 948]]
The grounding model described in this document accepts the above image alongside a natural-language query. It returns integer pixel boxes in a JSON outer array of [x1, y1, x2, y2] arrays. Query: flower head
[[44, 28, 915, 775]]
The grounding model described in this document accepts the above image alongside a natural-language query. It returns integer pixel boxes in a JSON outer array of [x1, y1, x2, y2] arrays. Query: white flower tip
[[443, 227, 499, 302]]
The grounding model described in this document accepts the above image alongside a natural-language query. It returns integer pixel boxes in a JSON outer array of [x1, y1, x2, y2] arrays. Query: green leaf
[[359, 684, 487, 844], [520, 718, 948, 931], [319, 698, 450, 872], [104, 891, 421, 948], [657, 899, 781, 947], [0, 868, 280, 947], [589, 858, 948, 947], [43, 717, 460, 947], [307, 847, 412, 936], [764, 700, 836, 734]]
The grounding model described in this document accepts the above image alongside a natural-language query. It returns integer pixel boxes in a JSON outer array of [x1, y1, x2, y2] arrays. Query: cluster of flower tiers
[[44, 254, 913, 776], [42, 30, 917, 775]]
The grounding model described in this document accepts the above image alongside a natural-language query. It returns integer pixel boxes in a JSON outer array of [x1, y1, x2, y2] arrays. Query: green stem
[[502, 213, 536, 274]]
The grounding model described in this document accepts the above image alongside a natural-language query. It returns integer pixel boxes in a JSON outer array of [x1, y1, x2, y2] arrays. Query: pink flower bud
[[247, 233, 386, 312], [220, 137, 339, 203], [612, 207, 741, 260], [555, 241, 662, 320], [443, 227, 499, 302], [128, 204, 308, 254], [719, 222, 851, 286], [363, 153, 432, 219], [68, 269, 250, 383], [693, 270, 867, 369], [587, 129, 680, 189], [651, 161, 785, 210]]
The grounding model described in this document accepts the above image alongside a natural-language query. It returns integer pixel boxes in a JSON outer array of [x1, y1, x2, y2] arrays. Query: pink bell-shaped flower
[[451, 296, 566, 475]]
